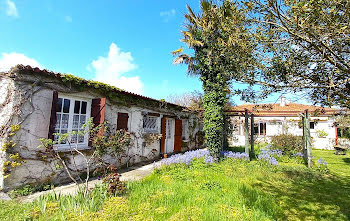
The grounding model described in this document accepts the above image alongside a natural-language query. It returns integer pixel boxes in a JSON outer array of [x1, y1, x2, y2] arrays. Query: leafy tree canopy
[[236, 0, 350, 107]]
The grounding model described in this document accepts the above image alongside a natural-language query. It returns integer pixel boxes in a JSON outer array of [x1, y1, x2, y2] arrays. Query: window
[[337, 128, 350, 138], [253, 122, 266, 135], [143, 116, 158, 133], [182, 119, 189, 140], [55, 97, 90, 147], [310, 122, 315, 129]]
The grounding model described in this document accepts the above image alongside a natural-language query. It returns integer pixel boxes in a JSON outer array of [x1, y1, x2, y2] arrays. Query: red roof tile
[[228, 103, 340, 116]]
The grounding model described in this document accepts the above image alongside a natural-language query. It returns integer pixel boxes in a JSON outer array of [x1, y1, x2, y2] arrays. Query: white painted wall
[[230, 115, 338, 150]]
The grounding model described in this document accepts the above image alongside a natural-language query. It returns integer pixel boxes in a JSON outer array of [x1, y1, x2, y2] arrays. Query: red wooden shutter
[[48, 90, 58, 139], [91, 98, 106, 136], [160, 117, 166, 154], [117, 112, 129, 131], [174, 119, 182, 152]]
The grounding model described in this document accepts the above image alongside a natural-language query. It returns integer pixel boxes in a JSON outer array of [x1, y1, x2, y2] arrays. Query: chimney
[[280, 96, 286, 107]]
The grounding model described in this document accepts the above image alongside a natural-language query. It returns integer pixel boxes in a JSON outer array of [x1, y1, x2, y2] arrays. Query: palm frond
[[173, 54, 192, 65], [171, 47, 183, 56]]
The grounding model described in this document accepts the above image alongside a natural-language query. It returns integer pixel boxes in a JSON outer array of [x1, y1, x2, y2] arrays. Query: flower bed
[[154, 149, 249, 168]]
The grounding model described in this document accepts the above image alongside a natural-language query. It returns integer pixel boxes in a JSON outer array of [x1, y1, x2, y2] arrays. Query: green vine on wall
[[2, 124, 23, 179], [58, 73, 180, 112]]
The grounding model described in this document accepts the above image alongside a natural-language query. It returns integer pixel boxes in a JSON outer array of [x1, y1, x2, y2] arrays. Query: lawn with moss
[[0, 148, 349, 220]]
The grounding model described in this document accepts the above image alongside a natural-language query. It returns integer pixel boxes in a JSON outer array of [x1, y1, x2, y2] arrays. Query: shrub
[[316, 129, 328, 138], [270, 134, 303, 154], [102, 165, 126, 196]]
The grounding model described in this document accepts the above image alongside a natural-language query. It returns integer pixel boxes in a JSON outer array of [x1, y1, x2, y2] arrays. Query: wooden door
[[174, 119, 182, 152], [160, 117, 166, 154]]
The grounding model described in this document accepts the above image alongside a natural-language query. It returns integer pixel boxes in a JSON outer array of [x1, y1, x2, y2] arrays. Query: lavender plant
[[257, 148, 281, 166], [154, 149, 250, 168], [316, 158, 329, 173]]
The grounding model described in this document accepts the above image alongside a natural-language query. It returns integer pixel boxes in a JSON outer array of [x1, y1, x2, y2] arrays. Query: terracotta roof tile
[[228, 103, 340, 116], [4, 65, 185, 110]]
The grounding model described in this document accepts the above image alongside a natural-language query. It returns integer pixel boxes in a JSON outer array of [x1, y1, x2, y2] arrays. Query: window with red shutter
[[49, 95, 92, 150]]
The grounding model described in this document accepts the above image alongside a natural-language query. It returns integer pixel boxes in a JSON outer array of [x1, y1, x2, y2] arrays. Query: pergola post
[[250, 114, 255, 158], [244, 109, 249, 155], [303, 109, 312, 168]]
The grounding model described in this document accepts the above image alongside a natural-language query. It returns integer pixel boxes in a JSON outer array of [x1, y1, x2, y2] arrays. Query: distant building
[[228, 96, 343, 150]]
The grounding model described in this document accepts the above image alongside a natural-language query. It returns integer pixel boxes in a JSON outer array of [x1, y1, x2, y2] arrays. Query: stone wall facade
[[0, 68, 201, 191]]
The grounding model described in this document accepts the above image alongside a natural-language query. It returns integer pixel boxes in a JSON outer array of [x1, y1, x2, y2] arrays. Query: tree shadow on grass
[[253, 168, 350, 220], [342, 158, 350, 165], [224, 146, 245, 152]]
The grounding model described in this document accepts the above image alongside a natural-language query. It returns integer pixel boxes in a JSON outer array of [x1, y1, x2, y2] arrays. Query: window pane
[[74, 100, 81, 114], [60, 130, 67, 144], [80, 115, 86, 128], [71, 130, 78, 143], [81, 101, 87, 114], [55, 114, 61, 129], [254, 123, 259, 135], [61, 114, 69, 129], [310, 122, 315, 129], [260, 123, 266, 135], [56, 98, 63, 112], [143, 116, 158, 132], [54, 129, 59, 141], [73, 115, 79, 129], [78, 134, 85, 143], [63, 99, 70, 113]]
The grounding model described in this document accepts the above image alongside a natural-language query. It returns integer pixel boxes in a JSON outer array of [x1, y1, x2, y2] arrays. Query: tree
[[167, 90, 204, 118], [173, 0, 255, 159], [237, 0, 350, 107], [167, 90, 203, 110]]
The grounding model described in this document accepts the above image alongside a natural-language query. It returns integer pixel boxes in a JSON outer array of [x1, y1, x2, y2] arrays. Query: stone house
[[228, 97, 343, 150], [0, 65, 202, 191]]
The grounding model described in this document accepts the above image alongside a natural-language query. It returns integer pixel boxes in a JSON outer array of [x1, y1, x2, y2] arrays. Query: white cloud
[[89, 43, 143, 94], [5, 0, 18, 17], [160, 9, 176, 22], [0, 52, 42, 72], [65, 15, 72, 22]]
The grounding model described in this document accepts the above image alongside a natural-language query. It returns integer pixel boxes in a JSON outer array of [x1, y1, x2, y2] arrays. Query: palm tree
[[173, 0, 255, 159]]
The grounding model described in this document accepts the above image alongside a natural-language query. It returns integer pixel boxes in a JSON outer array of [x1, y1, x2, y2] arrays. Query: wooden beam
[[244, 109, 249, 155], [250, 114, 255, 158], [303, 109, 312, 168]]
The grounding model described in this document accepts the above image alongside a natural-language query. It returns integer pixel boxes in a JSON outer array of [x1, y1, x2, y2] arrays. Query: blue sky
[[0, 0, 300, 105]]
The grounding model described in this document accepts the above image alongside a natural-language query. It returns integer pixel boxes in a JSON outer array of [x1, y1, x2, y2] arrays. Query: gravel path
[[17, 163, 154, 203]]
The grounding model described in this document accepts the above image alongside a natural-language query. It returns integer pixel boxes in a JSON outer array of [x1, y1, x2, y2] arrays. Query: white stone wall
[[0, 75, 200, 191], [0, 77, 16, 190]]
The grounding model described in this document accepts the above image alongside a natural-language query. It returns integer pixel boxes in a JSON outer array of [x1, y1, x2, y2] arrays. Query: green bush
[[270, 134, 303, 154], [9, 183, 53, 198]]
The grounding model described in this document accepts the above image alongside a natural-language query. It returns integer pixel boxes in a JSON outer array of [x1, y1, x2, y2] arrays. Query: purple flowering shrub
[[153, 149, 250, 169], [222, 151, 250, 161], [153, 149, 211, 169], [257, 149, 279, 166], [316, 158, 329, 173]]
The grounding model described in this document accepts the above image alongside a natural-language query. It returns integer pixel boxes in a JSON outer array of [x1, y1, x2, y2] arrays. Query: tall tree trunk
[[202, 77, 228, 159]]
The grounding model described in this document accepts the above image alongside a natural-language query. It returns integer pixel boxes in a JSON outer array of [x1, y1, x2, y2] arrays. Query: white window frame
[[254, 122, 267, 136], [143, 115, 159, 133], [53, 95, 91, 151]]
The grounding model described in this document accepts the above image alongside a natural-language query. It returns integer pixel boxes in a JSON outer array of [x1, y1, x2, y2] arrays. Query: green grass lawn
[[0, 149, 349, 220]]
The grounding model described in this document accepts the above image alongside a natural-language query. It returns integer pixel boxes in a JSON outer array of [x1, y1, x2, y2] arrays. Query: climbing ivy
[[173, 1, 254, 159], [58, 73, 180, 112], [2, 124, 22, 179]]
